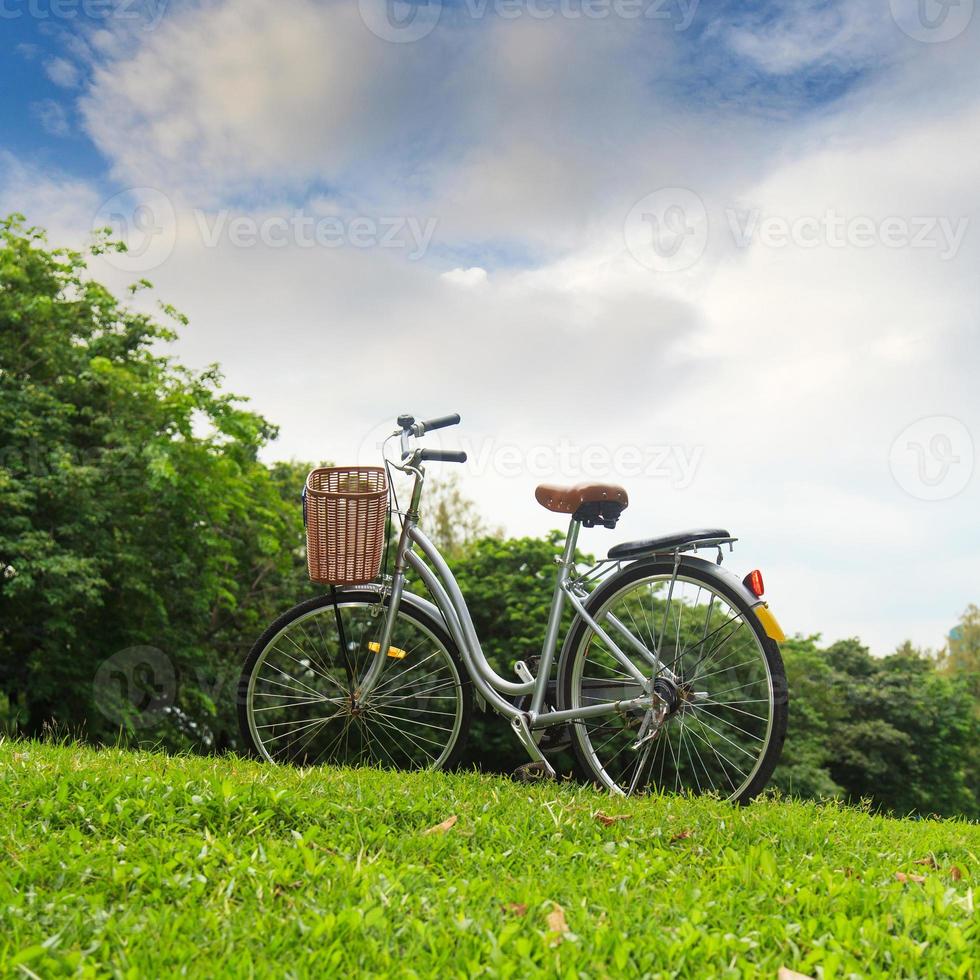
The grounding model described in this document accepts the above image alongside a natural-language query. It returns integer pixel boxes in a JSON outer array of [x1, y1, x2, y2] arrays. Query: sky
[[1, 0, 978, 654]]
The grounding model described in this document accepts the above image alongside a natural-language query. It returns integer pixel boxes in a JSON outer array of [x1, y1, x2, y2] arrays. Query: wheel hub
[[652, 677, 681, 715]]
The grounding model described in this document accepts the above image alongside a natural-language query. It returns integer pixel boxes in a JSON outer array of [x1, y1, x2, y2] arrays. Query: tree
[[940, 603, 980, 698], [419, 473, 502, 560], [770, 636, 844, 800], [0, 215, 310, 747], [821, 639, 976, 817], [938, 605, 980, 814]]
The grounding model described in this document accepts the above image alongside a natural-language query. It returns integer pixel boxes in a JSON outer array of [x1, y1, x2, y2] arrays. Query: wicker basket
[[304, 466, 388, 585]]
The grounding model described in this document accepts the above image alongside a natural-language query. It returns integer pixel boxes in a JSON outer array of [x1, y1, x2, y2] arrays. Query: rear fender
[[669, 556, 785, 642], [562, 555, 785, 673]]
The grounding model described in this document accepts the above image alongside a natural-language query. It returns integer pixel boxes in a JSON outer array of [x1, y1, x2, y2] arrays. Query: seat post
[[531, 516, 580, 716], [560, 515, 581, 567]]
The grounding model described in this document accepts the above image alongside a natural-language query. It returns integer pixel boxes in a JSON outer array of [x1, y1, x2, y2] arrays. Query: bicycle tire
[[557, 559, 788, 802], [238, 590, 473, 771]]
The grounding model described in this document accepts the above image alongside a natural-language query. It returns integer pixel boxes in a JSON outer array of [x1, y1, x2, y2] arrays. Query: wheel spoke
[[261, 663, 335, 701], [692, 704, 764, 742], [244, 600, 465, 771], [275, 632, 349, 694], [569, 569, 779, 802]]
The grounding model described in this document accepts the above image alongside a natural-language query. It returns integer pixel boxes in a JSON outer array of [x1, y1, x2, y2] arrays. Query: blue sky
[[0, 0, 880, 203], [1, 0, 978, 654], [3, 0, 884, 215]]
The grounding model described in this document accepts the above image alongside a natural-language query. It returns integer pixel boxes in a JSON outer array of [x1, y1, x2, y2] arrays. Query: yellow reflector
[[754, 604, 786, 643], [368, 641, 407, 660]]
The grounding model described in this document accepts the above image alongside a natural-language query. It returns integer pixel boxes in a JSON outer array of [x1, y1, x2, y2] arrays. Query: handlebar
[[419, 449, 467, 464], [417, 413, 460, 434], [398, 412, 461, 437], [396, 412, 466, 464]]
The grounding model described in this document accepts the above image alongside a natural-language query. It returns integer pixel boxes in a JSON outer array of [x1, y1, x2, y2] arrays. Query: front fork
[[353, 471, 422, 704]]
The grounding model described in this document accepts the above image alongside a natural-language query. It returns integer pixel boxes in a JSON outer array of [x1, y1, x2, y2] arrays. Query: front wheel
[[558, 560, 787, 802], [238, 591, 472, 771]]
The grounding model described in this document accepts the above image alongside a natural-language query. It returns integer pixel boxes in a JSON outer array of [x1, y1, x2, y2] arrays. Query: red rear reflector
[[743, 569, 765, 597]]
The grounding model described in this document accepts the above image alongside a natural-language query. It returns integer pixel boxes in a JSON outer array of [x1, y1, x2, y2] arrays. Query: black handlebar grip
[[417, 413, 461, 434], [419, 449, 468, 464]]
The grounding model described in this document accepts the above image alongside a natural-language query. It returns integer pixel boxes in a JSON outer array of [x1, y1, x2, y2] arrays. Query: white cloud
[[32, 100, 71, 138], [442, 267, 487, 287], [4, 0, 979, 654], [80, 0, 454, 204], [0, 153, 101, 243], [721, 1, 891, 75], [44, 56, 81, 89]]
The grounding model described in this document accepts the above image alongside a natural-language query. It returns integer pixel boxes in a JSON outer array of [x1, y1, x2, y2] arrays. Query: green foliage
[[938, 604, 980, 816], [941, 603, 980, 701], [774, 634, 978, 818], [825, 640, 976, 818], [1, 740, 978, 976], [0, 215, 311, 748], [446, 531, 591, 772], [769, 636, 844, 800]]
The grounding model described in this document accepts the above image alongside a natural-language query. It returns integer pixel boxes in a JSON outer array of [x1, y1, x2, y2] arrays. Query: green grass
[[0, 740, 976, 978]]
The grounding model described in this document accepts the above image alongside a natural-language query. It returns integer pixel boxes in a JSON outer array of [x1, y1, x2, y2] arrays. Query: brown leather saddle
[[534, 483, 732, 553], [534, 482, 628, 528]]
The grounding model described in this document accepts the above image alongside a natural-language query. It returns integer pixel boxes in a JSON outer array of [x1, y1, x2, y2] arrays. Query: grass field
[[0, 739, 976, 978]]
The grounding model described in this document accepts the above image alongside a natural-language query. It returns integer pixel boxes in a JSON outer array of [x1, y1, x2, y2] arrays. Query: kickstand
[[510, 714, 556, 779], [513, 761, 554, 783]]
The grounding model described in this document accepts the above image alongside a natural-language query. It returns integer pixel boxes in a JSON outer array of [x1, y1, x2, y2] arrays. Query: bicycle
[[238, 413, 788, 801]]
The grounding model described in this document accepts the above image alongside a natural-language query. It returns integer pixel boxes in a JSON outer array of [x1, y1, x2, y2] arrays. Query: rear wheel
[[238, 591, 472, 770], [558, 560, 787, 802]]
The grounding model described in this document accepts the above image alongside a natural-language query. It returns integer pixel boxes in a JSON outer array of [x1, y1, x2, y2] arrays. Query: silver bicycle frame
[[357, 467, 657, 746]]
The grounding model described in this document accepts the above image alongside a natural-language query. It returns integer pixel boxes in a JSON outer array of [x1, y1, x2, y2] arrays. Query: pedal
[[512, 761, 554, 782]]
